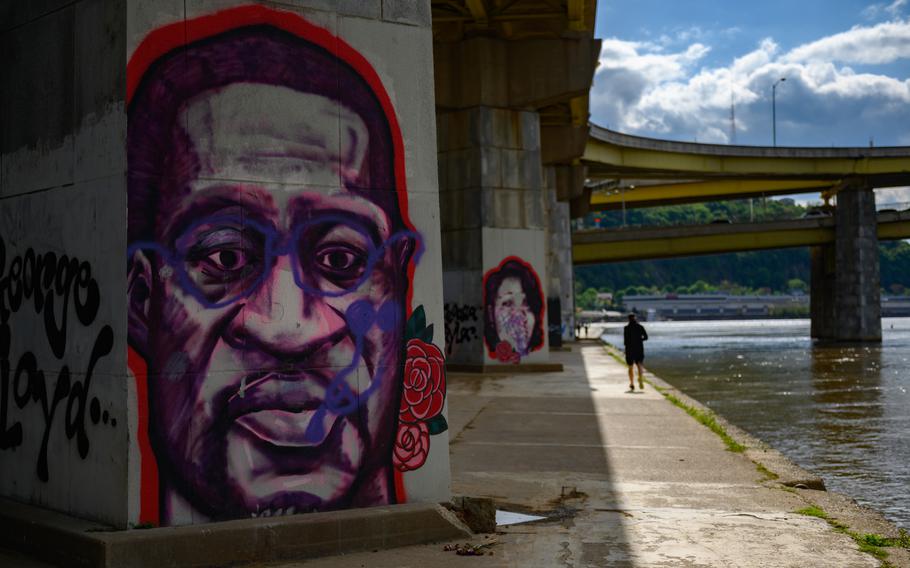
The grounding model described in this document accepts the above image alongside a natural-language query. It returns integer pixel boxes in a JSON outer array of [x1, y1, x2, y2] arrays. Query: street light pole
[[772, 77, 786, 147]]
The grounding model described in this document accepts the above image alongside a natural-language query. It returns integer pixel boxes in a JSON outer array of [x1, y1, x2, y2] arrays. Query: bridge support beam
[[811, 182, 882, 342]]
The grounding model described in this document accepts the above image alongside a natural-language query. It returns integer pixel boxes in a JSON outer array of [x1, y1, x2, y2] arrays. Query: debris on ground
[[448, 496, 497, 533], [443, 539, 499, 556]]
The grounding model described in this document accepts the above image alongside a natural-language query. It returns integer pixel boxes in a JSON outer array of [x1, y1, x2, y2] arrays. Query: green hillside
[[574, 199, 910, 310]]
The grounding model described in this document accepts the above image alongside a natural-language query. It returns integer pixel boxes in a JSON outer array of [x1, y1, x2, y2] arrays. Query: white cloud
[[877, 187, 910, 208], [597, 39, 710, 83], [863, 0, 908, 20], [783, 20, 910, 65], [591, 18, 910, 146]]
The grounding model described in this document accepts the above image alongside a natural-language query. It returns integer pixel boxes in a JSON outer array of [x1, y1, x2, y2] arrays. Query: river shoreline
[[598, 317, 910, 531], [599, 335, 910, 565]]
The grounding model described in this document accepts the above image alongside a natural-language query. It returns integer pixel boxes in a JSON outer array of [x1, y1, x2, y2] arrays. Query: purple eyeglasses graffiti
[[127, 20, 420, 523], [128, 214, 419, 308]]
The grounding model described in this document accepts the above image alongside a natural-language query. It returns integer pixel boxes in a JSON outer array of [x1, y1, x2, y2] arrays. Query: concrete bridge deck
[[290, 343, 905, 567], [573, 210, 910, 264]]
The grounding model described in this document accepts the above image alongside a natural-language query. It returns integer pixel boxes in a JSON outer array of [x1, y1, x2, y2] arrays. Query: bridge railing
[[573, 200, 910, 233]]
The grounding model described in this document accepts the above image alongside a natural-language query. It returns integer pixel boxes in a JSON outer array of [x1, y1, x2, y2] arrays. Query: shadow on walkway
[[448, 341, 635, 565]]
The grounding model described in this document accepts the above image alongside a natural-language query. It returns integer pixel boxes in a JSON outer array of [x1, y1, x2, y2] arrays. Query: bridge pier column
[[545, 167, 576, 347], [810, 245, 836, 339], [434, 32, 596, 368], [437, 106, 552, 367], [811, 181, 882, 342]]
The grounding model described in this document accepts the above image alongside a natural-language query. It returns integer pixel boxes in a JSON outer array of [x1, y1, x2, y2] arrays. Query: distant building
[[623, 294, 805, 320], [623, 293, 910, 320]]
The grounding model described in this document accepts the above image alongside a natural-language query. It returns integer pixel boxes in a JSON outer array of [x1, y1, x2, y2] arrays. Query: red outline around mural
[[127, 349, 159, 525], [126, 4, 417, 523], [482, 256, 546, 357]]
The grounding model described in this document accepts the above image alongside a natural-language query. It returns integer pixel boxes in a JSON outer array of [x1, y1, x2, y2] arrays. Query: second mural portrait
[[125, 5, 448, 526], [483, 257, 546, 364]]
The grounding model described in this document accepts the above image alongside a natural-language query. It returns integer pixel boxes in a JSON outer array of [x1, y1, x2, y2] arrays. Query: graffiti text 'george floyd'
[[0, 235, 114, 482]]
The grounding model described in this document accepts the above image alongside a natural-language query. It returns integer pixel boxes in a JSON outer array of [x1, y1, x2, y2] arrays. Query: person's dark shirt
[[623, 321, 648, 357]]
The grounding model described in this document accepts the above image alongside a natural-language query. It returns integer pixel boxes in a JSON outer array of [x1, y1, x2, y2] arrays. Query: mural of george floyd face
[[127, 16, 423, 523]]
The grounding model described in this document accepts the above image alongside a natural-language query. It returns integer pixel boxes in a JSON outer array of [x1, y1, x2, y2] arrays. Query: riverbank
[[598, 317, 910, 534], [600, 340, 910, 567]]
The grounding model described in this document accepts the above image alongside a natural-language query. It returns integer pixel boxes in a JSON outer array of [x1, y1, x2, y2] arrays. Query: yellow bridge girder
[[572, 215, 910, 264], [591, 179, 836, 211], [584, 141, 910, 178], [582, 125, 910, 210]]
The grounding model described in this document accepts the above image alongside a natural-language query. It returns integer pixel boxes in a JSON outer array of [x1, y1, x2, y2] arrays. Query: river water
[[599, 318, 910, 530]]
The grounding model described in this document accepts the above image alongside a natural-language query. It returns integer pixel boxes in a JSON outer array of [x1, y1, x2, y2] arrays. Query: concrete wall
[[1, 0, 130, 527], [2, 0, 448, 530]]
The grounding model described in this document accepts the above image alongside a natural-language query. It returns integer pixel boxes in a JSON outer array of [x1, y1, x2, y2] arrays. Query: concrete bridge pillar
[[810, 245, 837, 339], [437, 106, 551, 367], [434, 34, 597, 368], [545, 167, 576, 347], [1, 0, 453, 531], [811, 181, 882, 342]]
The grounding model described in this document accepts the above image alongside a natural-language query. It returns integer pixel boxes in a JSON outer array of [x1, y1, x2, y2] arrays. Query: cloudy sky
[[592, 0, 910, 148]]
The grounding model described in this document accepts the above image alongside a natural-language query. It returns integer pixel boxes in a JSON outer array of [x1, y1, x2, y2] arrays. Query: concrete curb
[[0, 499, 471, 568], [447, 363, 564, 373]]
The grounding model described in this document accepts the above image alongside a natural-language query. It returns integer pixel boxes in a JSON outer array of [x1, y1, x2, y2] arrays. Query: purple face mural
[[494, 277, 535, 353], [127, 16, 423, 523], [483, 257, 545, 363]]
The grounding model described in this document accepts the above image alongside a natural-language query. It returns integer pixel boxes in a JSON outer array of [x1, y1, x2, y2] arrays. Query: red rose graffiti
[[399, 339, 446, 423], [394, 422, 431, 472], [494, 341, 520, 364], [394, 334, 447, 472]]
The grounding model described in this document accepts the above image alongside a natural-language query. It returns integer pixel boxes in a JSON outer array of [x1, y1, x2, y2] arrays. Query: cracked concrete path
[[286, 343, 880, 567]]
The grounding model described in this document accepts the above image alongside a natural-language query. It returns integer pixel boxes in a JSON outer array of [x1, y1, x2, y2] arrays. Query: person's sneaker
[[639, 380, 644, 390], [629, 384, 635, 392]]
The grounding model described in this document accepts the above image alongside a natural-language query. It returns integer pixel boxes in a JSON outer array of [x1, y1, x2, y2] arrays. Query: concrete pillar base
[[0, 497, 470, 568]]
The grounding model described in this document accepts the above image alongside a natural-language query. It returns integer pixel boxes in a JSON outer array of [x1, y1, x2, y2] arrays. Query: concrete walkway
[[3, 342, 896, 567], [292, 342, 884, 567]]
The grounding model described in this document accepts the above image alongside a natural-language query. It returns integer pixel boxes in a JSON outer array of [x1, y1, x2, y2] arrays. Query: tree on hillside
[[574, 200, 910, 300]]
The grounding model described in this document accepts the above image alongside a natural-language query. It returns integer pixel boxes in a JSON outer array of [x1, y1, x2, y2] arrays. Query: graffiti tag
[[0, 235, 114, 482], [443, 303, 480, 356]]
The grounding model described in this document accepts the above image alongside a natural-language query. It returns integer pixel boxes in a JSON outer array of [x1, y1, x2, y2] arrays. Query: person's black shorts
[[625, 353, 644, 365]]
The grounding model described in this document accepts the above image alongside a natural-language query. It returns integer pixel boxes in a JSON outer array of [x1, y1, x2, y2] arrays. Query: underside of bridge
[[577, 125, 910, 343], [431, 0, 598, 364]]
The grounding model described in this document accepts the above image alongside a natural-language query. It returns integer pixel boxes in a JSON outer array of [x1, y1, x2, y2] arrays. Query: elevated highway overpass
[[582, 125, 910, 211], [576, 125, 910, 343]]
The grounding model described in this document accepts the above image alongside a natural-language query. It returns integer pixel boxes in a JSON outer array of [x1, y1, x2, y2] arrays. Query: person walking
[[623, 313, 648, 391]]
